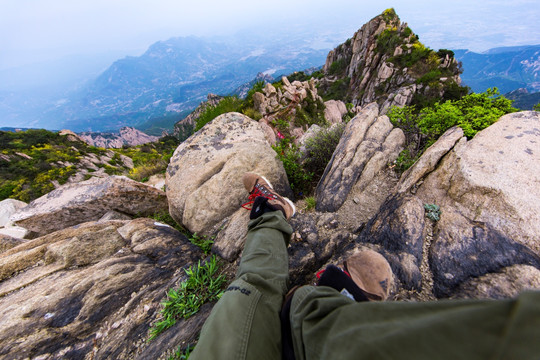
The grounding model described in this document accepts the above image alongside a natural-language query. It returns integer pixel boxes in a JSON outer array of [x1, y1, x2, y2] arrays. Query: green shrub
[[149, 255, 226, 341], [328, 58, 350, 76], [376, 28, 402, 55], [437, 49, 455, 59], [273, 140, 313, 197], [303, 124, 345, 180], [244, 81, 265, 108], [420, 88, 517, 139], [381, 8, 398, 23], [393, 148, 420, 173], [322, 77, 351, 101], [195, 96, 244, 131], [242, 107, 262, 121], [534, 103, 540, 111], [388, 88, 517, 172]]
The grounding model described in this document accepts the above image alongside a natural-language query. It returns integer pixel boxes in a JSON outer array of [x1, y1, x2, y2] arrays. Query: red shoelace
[[241, 185, 276, 210]]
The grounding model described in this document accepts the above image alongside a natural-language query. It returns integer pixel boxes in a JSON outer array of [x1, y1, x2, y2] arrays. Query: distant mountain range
[[1, 33, 538, 134], [1, 33, 335, 133], [455, 45, 540, 94]]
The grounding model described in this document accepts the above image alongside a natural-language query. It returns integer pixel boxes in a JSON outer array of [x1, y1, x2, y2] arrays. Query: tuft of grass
[[168, 344, 194, 360], [304, 196, 316, 211], [149, 255, 226, 341], [189, 233, 214, 255]]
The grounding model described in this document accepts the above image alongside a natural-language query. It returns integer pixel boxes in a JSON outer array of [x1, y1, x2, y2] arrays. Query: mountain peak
[[318, 8, 464, 111]]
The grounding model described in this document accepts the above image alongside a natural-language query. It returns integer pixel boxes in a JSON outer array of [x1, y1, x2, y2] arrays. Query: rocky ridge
[[78, 127, 159, 148], [319, 9, 463, 112]]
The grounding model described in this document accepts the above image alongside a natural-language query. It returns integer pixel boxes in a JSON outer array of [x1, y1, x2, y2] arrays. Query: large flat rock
[[0, 218, 202, 359], [11, 176, 168, 236]]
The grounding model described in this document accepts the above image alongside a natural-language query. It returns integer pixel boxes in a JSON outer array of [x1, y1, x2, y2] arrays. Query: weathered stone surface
[[358, 194, 426, 290], [0, 198, 27, 227], [0, 218, 202, 359], [324, 100, 347, 124], [0, 234, 24, 253], [98, 210, 133, 222], [418, 111, 540, 250], [0, 225, 29, 240], [136, 303, 213, 360], [11, 176, 168, 236], [397, 126, 464, 194], [212, 209, 250, 261], [414, 111, 540, 297], [453, 265, 540, 300], [166, 112, 291, 235], [288, 214, 352, 286], [316, 103, 404, 212], [428, 209, 540, 297]]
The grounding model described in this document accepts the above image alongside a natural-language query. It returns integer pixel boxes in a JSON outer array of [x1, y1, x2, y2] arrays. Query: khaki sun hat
[[343, 250, 394, 301]]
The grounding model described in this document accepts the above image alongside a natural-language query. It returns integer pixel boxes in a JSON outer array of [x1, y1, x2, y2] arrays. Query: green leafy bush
[[388, 88, 517, 173], [149, 255, 226, 341], [273, 140, 313, 197], [419, 88, 517, 139], [303, 124, 345, 180], [322, 77, 351, 101], [195, 96, 244, 131], [393, 148, 420, 173], [376, 28, 402, 55], [424, 204, 441, 221], [328, 58, 350, 76]]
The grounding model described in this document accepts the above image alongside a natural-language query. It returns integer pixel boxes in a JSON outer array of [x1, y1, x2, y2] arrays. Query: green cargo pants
[[190, 211, 540, 360]]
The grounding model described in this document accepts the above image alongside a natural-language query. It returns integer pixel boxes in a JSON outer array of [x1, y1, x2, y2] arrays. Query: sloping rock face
[[320, 9, 461, 111], [316, 103, 405, 212], [167, 112, 292, 235], [0, 199, 29, 239], [356, 111, 540, 298], [0, 218, 202, 359], [0, 199, 27, 227], [11, 176, 168, 236]]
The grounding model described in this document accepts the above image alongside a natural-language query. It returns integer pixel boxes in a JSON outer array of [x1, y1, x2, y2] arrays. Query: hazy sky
[[1, 0, 539, 70]]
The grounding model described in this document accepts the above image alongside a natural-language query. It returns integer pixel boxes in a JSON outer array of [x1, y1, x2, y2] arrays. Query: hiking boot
[[242, 173, 296, 220], [317, 249, 393, 301]]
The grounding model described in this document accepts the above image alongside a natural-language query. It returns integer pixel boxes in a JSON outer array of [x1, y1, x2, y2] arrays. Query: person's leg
[[289, 286, 540, 360], [190, 211, 292, 360], [190, 173, 294, 360]]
